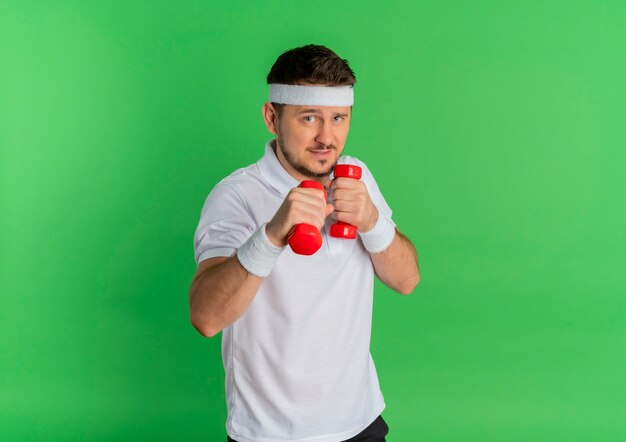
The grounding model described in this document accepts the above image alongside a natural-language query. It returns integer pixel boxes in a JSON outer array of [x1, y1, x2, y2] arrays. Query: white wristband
[[236, 223, 286, 277], [359, 213, 395, 253]]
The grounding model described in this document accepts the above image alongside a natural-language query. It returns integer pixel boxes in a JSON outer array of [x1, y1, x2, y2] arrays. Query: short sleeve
[[193, 182, 256, 265]]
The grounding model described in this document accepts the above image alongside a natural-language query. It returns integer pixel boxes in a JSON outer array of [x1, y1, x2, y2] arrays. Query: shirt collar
[[257, 139, 300, 197]]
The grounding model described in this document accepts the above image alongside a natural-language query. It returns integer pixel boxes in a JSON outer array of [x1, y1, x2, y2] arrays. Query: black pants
[[227, 414, 389, 442]]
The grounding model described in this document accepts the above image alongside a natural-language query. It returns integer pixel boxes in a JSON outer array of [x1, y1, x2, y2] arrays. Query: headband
[[268, 83, 354, 106]]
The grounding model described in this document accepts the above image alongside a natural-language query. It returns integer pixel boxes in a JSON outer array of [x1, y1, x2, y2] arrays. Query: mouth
[[308, 149, 333, 159]]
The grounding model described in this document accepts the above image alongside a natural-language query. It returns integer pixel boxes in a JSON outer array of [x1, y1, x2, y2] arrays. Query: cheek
[[289, 129, 315, 146], [332, 129, 349, 150]]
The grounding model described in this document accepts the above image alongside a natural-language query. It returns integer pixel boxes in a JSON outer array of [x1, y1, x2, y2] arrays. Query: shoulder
[[213, 162, 259, 190], [204, 162, 264, 200], [198, 163, 263, 219]]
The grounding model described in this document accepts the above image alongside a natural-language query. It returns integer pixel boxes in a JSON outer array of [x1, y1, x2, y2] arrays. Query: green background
[[1, 1, 625, 441]]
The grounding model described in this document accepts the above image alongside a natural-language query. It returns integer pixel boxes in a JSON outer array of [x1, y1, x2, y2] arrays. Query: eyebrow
[[297, 108, 350, 117]]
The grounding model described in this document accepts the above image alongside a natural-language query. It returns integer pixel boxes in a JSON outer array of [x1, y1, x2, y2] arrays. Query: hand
[[266, 186, 334, 247], [328, 177, 379, 232]]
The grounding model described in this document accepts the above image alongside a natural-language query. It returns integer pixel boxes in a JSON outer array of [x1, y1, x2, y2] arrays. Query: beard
[[276, 135, 337, 178], [276, 137, 337, 178]]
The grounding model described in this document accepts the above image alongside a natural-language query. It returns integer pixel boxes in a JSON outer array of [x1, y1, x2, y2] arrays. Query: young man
[[190, 44, 420, 442]]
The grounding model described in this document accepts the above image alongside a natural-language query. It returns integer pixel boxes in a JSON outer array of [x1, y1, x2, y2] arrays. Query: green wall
[[1, 1, 625, 441]]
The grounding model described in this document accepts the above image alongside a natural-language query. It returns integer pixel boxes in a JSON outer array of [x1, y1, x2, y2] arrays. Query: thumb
[[325, 203, 334, 217]]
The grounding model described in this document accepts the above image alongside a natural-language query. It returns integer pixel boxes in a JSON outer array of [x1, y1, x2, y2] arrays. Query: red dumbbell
[[287, 180, 328, 255], [330, 164, 363, 239]]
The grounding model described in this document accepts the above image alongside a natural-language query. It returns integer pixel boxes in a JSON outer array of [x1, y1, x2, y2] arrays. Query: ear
[[262, 102, 279, 135]]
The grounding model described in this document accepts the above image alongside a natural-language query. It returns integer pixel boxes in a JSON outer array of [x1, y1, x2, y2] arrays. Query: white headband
[[268, 83, 354, 106]]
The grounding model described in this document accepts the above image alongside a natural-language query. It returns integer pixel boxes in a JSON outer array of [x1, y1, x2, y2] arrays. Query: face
[[264, 103, 352, 181]]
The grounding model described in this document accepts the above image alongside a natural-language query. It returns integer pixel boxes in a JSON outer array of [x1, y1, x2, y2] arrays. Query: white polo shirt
[[193, 139, 396, 442]]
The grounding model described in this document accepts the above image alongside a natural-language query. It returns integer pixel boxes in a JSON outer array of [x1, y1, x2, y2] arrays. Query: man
[[190, 44, 420, 442]]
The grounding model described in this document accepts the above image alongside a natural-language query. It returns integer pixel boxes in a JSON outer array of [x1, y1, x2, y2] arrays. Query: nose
[[315, 121, 334, 147]]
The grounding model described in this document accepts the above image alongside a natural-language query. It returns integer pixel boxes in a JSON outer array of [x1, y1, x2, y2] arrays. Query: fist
[[328, 177, 378, 232], [266, 185, 334, 247]]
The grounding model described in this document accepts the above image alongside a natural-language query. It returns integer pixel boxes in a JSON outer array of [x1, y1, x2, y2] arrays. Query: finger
[[291, 198, 328, 218], [332, 188, 350, 202], [332, 200, 359, 214], [330, 210, 352, 224], [330, 177, 361, 190], [297, 187, 328, 203], [290, 200, 329, 228], [333, 188, 366, 203], [290, 188, 327, 205]]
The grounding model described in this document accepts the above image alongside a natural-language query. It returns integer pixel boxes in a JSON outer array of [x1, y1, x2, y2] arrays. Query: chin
[[299, 164, 334, 178], [314, 162, 336, 174]]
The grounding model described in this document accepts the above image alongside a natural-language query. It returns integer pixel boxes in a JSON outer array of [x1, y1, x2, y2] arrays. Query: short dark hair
[[266, 44, 356, 116]]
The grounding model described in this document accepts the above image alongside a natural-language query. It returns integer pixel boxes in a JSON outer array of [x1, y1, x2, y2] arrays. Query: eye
[[303, 116, 315, 123], [334, 115, 345, 121]]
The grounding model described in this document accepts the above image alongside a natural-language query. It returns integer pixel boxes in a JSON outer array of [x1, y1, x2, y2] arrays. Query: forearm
[[370, 229, 420, 295], [189, 256, 263, 337]]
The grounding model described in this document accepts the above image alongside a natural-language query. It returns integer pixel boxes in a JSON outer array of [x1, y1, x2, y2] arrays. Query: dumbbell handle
[[287, 180, 327, 255], [330, 164, 362, 239]]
